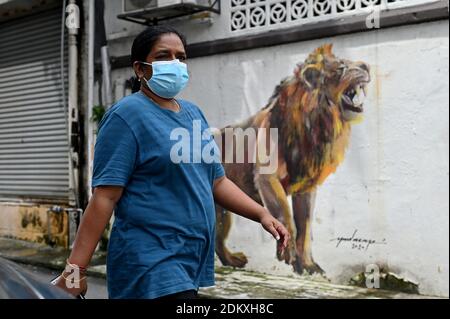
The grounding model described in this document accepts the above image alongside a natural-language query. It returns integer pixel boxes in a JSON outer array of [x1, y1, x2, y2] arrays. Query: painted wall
[[110, 18, 449, 297]]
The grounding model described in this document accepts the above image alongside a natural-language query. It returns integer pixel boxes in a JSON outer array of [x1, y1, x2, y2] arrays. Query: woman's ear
[[133, 61, 145, 80]]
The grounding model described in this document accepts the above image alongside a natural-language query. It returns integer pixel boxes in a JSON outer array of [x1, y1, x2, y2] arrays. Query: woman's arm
[[67, 186, 123, 266], [213, 177, 290, 252], [55, 186, 123, 296]]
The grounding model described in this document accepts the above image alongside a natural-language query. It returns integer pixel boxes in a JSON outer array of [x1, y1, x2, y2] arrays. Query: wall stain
[[350, 267, 419, 294], [16, 206, 69, 248]]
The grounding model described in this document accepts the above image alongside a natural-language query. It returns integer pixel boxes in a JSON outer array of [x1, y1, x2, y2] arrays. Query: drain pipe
[[87, 0, 95, 199], [67, 0, 80, 208], [97, 0, 114, 108], [101, 46, 114, 107]]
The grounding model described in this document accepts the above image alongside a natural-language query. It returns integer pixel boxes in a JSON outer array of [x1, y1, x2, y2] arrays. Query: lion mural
[[215, 44, 371, 274]]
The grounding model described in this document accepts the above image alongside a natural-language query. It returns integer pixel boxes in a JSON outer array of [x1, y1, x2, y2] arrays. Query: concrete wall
[[194, 21, 449, 298], [0, 203, 69, 248]]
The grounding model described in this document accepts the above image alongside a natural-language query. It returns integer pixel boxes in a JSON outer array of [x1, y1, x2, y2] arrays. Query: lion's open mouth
[[342, 82, 368, 113]]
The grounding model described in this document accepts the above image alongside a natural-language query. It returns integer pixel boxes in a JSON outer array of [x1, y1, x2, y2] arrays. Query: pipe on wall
[[101, 46, 114, 107], [67, 0, 80, 209], [67, 0, 82, 247], [87, 0, 95, 199]]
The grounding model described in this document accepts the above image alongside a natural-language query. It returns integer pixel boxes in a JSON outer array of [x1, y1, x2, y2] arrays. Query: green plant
[[91, 105, 106, 125]]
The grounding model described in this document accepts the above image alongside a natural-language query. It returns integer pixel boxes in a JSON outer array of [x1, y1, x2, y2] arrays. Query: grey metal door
[[0, 8, 70, 203]]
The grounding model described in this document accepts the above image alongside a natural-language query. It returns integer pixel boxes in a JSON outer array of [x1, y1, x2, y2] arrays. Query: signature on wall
[[330, 230, 387, 251]]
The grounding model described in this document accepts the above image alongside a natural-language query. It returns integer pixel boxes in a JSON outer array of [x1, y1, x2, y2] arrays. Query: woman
[[55, 26, 289, 299]]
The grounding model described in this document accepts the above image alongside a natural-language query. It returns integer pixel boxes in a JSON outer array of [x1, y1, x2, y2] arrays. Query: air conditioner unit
[[119, 0, 219, 24], [124, 0, 199, 14]]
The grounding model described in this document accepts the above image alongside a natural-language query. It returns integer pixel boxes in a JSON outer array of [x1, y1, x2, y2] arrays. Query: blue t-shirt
[[92, 91, 225, 299]]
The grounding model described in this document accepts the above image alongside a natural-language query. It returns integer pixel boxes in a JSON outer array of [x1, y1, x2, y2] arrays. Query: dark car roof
[[0, 257, 73, 299]]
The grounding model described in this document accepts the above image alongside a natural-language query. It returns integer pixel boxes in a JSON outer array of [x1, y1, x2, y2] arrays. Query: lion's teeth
[[354, 91, 364, 105]]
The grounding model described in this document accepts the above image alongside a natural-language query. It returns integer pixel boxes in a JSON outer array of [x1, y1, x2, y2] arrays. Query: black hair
[[131, 25, 187, 67], [130, 76, 142, 94]]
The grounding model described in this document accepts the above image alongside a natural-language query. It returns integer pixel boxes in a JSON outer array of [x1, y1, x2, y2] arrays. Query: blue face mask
[[141, 59, 189, 99]]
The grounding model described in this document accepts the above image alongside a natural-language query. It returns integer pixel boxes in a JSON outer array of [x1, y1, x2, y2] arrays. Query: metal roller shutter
[[0, 8, 70, 203]]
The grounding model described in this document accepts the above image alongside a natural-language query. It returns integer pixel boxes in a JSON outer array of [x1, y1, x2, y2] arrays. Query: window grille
[[230, 0, 442, 32]]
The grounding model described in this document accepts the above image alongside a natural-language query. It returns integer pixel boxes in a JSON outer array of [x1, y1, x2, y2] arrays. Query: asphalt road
[[20, 263, 108, 299]]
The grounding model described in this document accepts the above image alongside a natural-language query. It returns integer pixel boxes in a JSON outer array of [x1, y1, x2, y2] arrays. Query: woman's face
[[135, 33, 187, 82]]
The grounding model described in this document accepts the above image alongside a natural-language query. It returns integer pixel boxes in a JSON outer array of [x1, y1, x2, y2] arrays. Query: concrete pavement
[[0, 238, 439, 299]]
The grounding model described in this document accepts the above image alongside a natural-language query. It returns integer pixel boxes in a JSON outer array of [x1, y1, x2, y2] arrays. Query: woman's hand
[[213, 177, 291, 254], [260, 212, 290, 255], [53, 269, 88, 298]]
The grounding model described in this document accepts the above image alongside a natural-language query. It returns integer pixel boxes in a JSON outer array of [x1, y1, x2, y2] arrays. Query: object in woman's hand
[[50, 275, 86, 299]]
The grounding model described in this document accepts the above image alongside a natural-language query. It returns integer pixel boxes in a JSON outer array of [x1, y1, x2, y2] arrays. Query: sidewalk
[[0, 238, 436, 299]]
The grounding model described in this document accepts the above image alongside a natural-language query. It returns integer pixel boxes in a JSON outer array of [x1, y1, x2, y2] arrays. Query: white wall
[[109, 17, 449, 297]]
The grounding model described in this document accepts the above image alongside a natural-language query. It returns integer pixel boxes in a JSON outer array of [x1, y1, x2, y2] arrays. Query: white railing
[[230, 0, 442, 32]]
